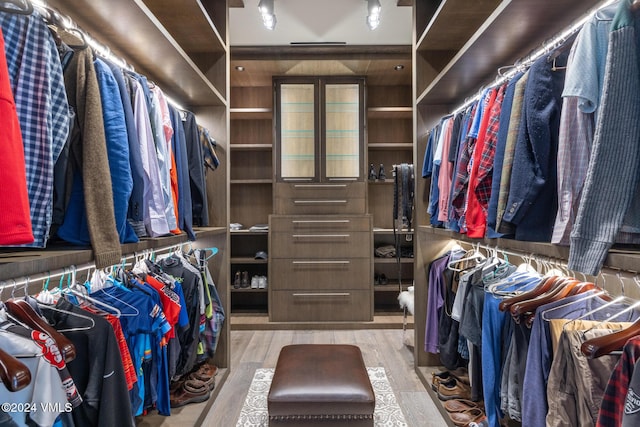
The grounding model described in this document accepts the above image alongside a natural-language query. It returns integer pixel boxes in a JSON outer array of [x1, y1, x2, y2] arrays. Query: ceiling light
[[366, 0, 381, 30], [394, 64, 405, 71], [235, 65, 245, 71], [258, 0, 276, 30]]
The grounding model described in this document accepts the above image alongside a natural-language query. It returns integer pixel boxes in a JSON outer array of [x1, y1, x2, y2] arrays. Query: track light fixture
[[258, 0, 276, 30], [366, 0, 381, 30]]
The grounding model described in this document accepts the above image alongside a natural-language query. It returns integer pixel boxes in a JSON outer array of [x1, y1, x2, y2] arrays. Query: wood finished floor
[[200, 328, 446, 427]]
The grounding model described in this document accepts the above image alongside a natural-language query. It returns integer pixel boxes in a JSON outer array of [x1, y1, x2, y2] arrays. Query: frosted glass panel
[[280, 84, 315, 178], [325, 84, 360, 178]]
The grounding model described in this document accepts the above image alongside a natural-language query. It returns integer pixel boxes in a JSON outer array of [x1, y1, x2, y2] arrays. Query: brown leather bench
[[267, 344, 375, 426]]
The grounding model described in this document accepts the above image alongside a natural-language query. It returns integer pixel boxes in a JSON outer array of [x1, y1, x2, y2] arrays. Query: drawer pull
[[292, 234, 350, 238], [283, 178, 313, 181], [292, 292, 351, 297], [294, 184, 347, 188], [293, 200, 347, 204], [328, 178, 357, 181], [292, 220, 350, 224], [292, 260, 350, 265]]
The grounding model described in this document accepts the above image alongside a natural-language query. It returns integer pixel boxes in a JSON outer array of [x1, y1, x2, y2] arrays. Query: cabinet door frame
[[273, 76, 366, 183]]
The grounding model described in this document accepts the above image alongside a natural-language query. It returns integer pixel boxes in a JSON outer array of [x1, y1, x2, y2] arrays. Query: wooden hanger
[[510, 278, 582, 317], [581, 316, 640, 358], [0, 0, 33, 15], [0, 347, 31, 392], [498, 275, 560, 312], [4, 299, 76, 363]]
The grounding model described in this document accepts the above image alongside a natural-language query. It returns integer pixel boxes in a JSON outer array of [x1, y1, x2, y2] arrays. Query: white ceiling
[[229, 0, 413, 46]]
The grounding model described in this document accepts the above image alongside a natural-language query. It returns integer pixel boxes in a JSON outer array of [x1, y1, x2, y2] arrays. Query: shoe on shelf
[[258, 276, 267, 289], [448, 408, 485, 427], [437, 379, 471, 401], [431, 370, 451, 392], [251, 276, 259, 289], [234, 271, 241, 289], [374, 273, 380, 286], [241, 271, 250, 288], [378, 163, 386, 181], [170, 379, 211, 408], [379, 273, 388, 285], [368, 163, 377, 181]]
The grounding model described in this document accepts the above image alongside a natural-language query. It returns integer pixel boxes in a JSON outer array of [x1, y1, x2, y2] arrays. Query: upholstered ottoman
[[267, 344, 375, 426]]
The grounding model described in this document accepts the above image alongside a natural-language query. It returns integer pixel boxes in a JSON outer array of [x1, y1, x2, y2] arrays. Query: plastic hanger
[[447, 248, 485, 272], [540, 289, 608, 321], [62, 266, 122, 318]]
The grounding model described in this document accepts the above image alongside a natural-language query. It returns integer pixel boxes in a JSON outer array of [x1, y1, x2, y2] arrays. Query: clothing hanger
[[0, 0, 33, 15], [580, 300, 640, 359], [0, 347, 31, 392], [540, 289, 608, 321], [498, 275, 561, 312], [62, 266, 122, 318], [510, 277, 582, 317], [446, 247, 485, 272], [4, 298, 76, 363]]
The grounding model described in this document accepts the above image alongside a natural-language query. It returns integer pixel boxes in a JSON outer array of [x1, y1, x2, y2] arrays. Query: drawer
[[274, 182, 366, 215], [271, 231, 371, 258], [270, 258, 371, 290], [274, 196, 365, 215], [270, 290, 372, 322], [270, 215, 371, 232], [276, 182, 365, 199]]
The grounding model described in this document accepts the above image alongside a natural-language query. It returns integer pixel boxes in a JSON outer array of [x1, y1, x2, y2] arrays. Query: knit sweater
[[59, 46, 121, 268], [569, 0, 640, 274]]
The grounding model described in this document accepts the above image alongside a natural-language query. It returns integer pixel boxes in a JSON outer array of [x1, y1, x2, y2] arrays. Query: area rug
[[236, 367, 408, 426]]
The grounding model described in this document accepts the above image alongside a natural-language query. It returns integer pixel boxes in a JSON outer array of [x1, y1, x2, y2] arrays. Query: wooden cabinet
[[269, 215, 373, 322]]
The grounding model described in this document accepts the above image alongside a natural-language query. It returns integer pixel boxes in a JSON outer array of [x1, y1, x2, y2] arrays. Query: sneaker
[[368, 163, 377, 181], [241, 271, 250, 288], [251, 276, 259, 289], [378, 163, 386, 180], [258, 276, 267, 289]]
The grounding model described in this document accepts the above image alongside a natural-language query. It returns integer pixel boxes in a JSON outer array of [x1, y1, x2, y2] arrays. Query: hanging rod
[[0, 242, 194, 295], [28, 0, 186, 110], [450, 0, 618, 115]]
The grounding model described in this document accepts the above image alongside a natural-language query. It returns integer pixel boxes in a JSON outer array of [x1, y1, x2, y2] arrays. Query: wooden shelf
[[374, 258, 415, 264], [0, 227, 226, 282], [230, 144, 273, 151], [373, 228, 414, 235], [230, 257, 268, 264], [367, 107, 413, 119], [47, 0, 226, 107], [416, 0, 603, 107], [367, 143, 413, 150], [367, 179, 395, 185], [374, 283, 412, 292], [230, 107, 273, 119], [230, 229, 269, 235], [230, 179, 273, 185], [418, 226, 640, 274], [231, 288, 268, 292]]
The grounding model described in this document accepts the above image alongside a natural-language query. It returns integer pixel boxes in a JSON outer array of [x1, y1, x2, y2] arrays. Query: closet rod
[[451, 0, 618, 115], [29, 0, 186, 110], [455, 240, 570, 268], [0, 242, 191, 294]]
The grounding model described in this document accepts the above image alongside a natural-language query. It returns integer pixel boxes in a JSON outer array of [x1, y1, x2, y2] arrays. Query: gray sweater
[[569, 0, 640, 274]]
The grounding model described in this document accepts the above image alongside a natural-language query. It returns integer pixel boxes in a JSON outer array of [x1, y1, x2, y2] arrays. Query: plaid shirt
[[1, 11, 70, 247], [597, 337, 640, 427], [450, 102, 479, 231]]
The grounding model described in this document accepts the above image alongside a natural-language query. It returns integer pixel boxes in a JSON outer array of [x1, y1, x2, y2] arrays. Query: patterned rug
[[236, 367, 408, 426]]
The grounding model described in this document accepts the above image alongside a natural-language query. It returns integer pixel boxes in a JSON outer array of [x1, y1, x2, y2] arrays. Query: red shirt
[[144, 275, 182, 339]]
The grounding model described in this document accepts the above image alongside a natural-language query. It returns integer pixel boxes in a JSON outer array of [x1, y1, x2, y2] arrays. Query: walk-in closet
[[1, 0, 640, 426]]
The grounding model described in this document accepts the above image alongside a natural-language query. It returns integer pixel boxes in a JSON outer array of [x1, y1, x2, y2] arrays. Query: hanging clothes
[[0, 10, 70, 249], [0, 27, 33, 246]]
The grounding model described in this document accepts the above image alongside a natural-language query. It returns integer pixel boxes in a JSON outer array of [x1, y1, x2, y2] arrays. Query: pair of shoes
[[444, 398, 480, 413], [437, 378, 471, 401], [431, 370, 451, 392], [240, 271, 250, 288], [368, 163, 387, 181], [170, 378, 211, 408], [234, 271, 241, 289], [250, 275, 267, 289], [374, 273, 388, 285], [448, 408, 485, 427], [188, 363, 218, 391]]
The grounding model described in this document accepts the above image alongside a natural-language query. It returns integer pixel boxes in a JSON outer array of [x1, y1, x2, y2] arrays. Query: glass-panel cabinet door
[[324, 83, 361, 179], [279, 83, 316, 179]]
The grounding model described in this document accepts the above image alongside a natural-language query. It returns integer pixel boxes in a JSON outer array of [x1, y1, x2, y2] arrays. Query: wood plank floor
[[200, 328, 447, 427]]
